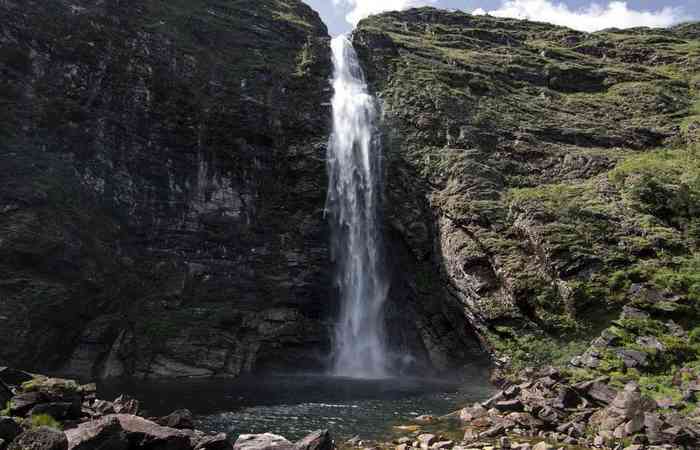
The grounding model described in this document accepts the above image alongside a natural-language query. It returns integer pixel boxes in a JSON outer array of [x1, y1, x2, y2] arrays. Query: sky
[[303, 0, 700, 35]]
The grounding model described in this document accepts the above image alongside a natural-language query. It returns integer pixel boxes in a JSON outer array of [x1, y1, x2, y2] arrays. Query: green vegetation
[[28, 414, 62, 430]]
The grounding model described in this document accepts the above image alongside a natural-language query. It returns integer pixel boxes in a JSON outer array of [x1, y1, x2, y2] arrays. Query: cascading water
[[326, 35, 389, 378]]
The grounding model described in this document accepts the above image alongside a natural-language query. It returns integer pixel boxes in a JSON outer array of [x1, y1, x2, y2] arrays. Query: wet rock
[[65, 416, 128, 450], [107, 414, 190, 450], [0, 418, 21, 443], [8, 427, 68, 450], [156, 410, 194, 430], [296, 430, 334, 450], [234, 434, 296, 450]]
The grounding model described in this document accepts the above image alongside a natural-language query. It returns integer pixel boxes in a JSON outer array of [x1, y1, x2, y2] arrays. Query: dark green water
[[99, 369, 494, 441]]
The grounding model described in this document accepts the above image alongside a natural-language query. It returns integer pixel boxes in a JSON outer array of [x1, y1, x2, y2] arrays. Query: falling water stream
[[326, 35, 388, 378], [94, 36, 495, 443]]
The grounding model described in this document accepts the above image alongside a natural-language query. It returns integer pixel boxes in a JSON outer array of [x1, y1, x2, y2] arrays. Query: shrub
[[29, 414, 62, 430]]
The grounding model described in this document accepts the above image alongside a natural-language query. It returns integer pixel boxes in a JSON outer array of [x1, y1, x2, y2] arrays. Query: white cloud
[[333, 0, 437, 26], [474, 0, 690, 32]]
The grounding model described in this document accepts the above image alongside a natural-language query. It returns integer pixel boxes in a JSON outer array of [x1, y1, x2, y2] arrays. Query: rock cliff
[[0, 0, 335, 378], [0, 1, 482, 379], [354, 6, 700, 389]]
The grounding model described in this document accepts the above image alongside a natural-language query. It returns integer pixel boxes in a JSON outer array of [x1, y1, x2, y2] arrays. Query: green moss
[[28, 414, 62, 430]]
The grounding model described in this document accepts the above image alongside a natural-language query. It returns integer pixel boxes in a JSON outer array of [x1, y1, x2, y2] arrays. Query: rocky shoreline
[[0, 367, 333, 450], [2, 365, 699, 450]]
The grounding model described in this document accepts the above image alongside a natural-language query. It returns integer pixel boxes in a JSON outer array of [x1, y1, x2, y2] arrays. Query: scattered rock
[[8, 427, 68, 450]]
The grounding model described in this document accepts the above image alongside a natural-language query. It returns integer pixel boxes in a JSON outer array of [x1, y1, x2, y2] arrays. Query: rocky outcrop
[[0, 371, 336, 450], [354, 7, 700, 376]]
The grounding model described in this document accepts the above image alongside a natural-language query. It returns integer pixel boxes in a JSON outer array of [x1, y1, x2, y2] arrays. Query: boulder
[[156, 410, 194, 430], [616, 349, 647, 369], [295, 430, 333, 450], [107, 414, 190, 450], [0, 417, 21, 443], [581, 381, 618, 405], [9, 392, 45, 417], [430, 441, 453, 450], [194, 433, 231, 450], [8, 427, 68, 450], [112, 396, 139, 415], [610, 383, 642, 418], [233, 434, 296, 450], [92, 400, 115, 416], [459, 404, 488, 422], [65, 416, 129, 450]]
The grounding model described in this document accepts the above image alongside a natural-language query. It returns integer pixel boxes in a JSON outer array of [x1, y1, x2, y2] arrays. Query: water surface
[[99, 371, 493, 441]]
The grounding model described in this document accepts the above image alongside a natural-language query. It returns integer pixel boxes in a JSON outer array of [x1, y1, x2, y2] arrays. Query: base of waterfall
[[4, 366, 698, 449]]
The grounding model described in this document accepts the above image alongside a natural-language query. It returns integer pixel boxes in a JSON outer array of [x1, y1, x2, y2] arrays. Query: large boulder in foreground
[[233, 434, 296, 450], [65, 416, 129, 450], [8, 427, 68, 450], [106, 414, 190, 450]]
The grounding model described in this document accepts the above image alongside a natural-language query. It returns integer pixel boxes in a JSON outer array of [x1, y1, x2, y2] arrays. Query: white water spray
[[326, 35, 389, 378]]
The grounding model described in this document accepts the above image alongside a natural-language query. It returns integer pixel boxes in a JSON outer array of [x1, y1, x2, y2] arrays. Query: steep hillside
[[0, 0, 334, 378], [355, 7, 700, 385]]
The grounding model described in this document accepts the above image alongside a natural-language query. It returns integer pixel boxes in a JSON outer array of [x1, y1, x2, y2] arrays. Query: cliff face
[[0, 0, 335, 378], [0, 1, 480, 379], [354, 8, 700, 382]]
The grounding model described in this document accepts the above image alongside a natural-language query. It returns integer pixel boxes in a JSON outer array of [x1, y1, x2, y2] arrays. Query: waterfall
[[326, 35, 389, 378]]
